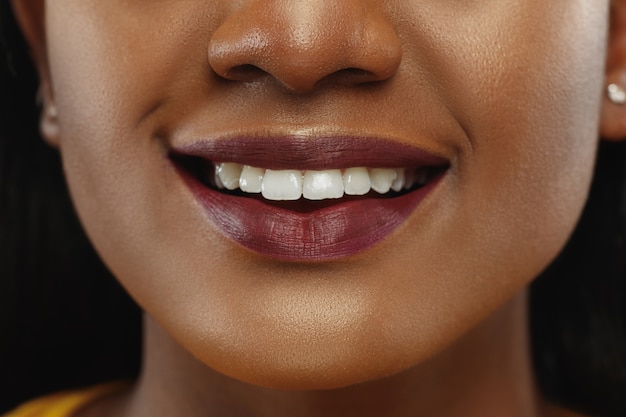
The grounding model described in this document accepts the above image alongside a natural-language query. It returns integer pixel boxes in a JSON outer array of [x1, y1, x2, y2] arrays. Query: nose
[[207, 1, 402, 93]]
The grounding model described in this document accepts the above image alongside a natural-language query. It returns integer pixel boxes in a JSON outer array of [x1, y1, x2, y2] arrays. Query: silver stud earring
[[607, 83, 626, 105]]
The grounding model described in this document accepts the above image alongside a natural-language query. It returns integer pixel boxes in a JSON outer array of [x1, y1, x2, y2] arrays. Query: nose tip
[[207, 2, 402, 93]]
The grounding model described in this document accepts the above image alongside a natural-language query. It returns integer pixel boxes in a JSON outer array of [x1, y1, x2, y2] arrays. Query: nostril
[[224, 64, 267, 82], [336, 68, 379, 85], [216, 65, 385, 91], [308, 68, 381, 90], [344, 68, 372, 76]]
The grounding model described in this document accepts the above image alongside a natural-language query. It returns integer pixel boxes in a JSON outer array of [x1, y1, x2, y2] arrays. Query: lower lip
[[175, 167, 443, 261]]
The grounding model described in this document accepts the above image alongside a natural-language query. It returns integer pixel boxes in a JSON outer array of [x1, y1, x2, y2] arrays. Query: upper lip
[[169, 135, 450, 170]]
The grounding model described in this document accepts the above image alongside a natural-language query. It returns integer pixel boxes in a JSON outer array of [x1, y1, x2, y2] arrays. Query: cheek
[[44, 1, 223, 261], [45, 0, 219, 157], [429, 0, 606, 258], [389, 2, 608, 365]]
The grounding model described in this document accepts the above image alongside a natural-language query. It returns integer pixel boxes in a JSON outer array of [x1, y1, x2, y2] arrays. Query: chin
[[203, 349, 416, 391], [175, 317, 438, 391]]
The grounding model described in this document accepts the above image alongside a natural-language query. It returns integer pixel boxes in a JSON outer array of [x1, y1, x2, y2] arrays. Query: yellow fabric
[[2, 383, 128, 417]]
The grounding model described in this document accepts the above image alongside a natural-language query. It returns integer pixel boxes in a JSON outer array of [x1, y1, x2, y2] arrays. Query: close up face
[[15, 0, 609, 389]]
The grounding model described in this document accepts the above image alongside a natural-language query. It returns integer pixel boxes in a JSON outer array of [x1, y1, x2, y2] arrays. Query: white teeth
[[391, 168, 405, 192], [403, 170, 415, 190], [214, 170, 225, 189], [216, 162, 243, 190], [262, 170, 303, 201], [369, 168, 397, 194], [303, 170, 344, 200], [212, 163, 429, 201], [239, 165, 264, 193], [343, 167, 371, 196]]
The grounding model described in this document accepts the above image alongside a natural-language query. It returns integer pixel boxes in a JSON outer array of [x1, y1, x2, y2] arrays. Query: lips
[[170, 136, 448, 261]]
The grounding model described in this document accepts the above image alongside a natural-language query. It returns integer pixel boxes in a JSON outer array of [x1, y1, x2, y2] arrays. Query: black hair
[[530, 138, 626, 417], [1, 2, 625, 416]]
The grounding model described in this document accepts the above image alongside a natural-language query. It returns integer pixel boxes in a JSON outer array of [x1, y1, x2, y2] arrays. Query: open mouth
[[170, 154, 447, 213], [168, 136, 449, 260]]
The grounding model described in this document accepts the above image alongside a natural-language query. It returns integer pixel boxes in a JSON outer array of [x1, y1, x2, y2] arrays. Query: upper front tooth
[[343, 167, 371, 195], [217, 162, 243, 190], [303, 170, 344, 200], [262, 169, 303, 201], [239, 165, 264, 193], [369, 168, 397, 194]]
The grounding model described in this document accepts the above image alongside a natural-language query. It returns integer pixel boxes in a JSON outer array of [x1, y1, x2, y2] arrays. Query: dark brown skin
[[10, 0, 626, 416]]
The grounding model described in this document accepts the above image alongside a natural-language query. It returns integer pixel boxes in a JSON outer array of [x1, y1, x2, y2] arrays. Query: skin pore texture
[[10, 0, 626, 416]]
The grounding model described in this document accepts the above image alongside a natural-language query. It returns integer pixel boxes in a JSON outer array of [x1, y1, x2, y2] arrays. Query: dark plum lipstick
[[170, 136, 448, 261]]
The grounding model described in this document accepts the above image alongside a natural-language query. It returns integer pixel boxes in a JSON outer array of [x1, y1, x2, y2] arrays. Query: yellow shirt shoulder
[[2, 383, 127, 417]]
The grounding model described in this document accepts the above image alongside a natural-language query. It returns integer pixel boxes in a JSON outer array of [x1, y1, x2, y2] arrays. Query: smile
[[170, 136, 449, 261]]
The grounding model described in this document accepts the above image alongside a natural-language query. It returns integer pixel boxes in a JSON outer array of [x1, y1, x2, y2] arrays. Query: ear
[[10, 0, 60, 147], [601, 0, 626, 141]]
